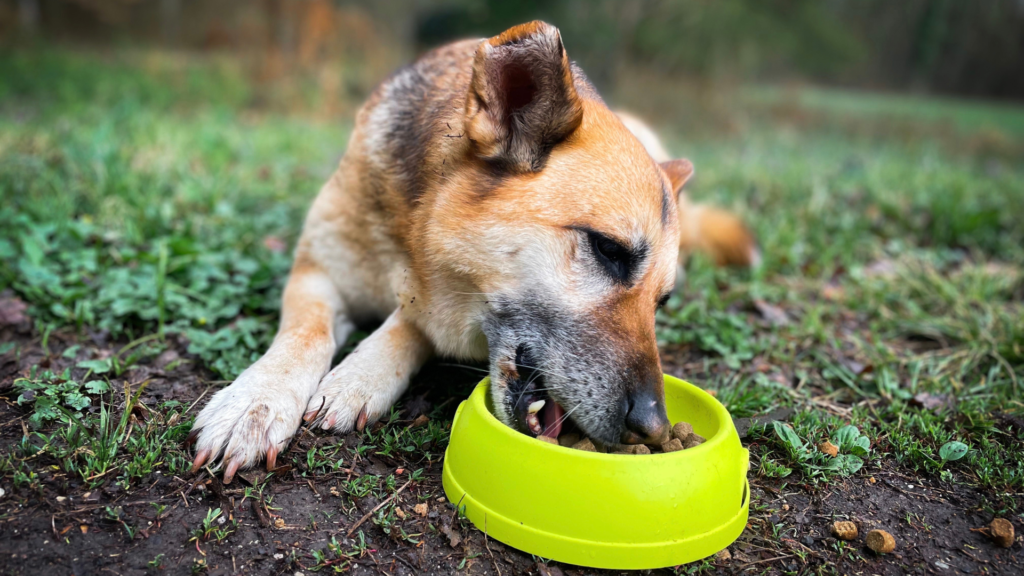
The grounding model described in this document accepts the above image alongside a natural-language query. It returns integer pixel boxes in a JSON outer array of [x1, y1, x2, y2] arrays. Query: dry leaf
[[262, 236, 287, 253], [753, 299, 789, 326], [0, 296, 28, 326]]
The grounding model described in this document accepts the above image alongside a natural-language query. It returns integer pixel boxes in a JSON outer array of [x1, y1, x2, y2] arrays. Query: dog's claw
[[303, 397, 326, 423], [321, 413, 336, 430], [223, 459, 240, 484], [266, 445, 278, 471], [355, 404, 369, 432], [191, 448, 211, 473]]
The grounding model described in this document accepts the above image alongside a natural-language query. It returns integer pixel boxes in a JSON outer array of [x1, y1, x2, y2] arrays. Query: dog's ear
[[660, 159, 694, 195], [465, 21, 584, 173]]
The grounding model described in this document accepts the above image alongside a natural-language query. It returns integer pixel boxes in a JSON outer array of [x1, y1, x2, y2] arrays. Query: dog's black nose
[[621, 389, 670, 445]]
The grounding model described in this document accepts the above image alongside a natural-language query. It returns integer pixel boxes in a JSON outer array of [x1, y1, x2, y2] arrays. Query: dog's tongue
[[540, 401, 565, 438]]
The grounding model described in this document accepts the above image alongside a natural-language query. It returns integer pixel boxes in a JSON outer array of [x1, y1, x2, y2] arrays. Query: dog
[[187, 21, 757, 483]]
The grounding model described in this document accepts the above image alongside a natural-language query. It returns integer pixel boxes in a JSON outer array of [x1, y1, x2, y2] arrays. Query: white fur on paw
[[306, 361, 407, 432], [191, 357, 314, 470]]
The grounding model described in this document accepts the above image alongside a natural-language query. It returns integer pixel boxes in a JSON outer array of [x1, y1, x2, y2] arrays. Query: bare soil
[[1, 326, 1021, 575]]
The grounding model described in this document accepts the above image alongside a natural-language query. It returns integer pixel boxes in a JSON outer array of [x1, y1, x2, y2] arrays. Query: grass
[[0, 47, 1023, 566]]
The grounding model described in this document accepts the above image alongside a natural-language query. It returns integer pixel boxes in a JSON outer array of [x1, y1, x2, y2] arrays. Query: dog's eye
[[588, 231, 633, 283], [657, 292, 673, 308]]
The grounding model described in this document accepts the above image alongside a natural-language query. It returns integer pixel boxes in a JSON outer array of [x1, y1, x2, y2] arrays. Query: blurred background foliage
[[2, 0, 1023, 117]]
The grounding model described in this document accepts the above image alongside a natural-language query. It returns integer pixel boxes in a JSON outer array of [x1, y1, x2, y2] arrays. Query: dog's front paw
[[187, 356, 315, 483], [304, 360, 408, 434]]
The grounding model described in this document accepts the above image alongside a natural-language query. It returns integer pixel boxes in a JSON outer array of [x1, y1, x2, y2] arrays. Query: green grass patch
[[1, 48, 1022, 503]]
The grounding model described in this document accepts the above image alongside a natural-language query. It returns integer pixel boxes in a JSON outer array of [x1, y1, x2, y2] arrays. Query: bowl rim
[[469, 375, 734, 459]]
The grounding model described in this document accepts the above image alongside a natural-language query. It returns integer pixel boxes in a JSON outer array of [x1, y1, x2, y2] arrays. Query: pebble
[[934, 561, 949, 570]]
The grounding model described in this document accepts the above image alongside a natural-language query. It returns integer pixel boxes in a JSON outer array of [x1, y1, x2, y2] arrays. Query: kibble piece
[[558, 433, 581, 447], [536, 435, 558, 445], [661, 438, 684, 452], [831, 520, 858, 540], [866, 530, 895, 554], [682, 434, 706, 449], [819, 441, 839, 458], [671, 422, 694, 441], [571, 438, 597, 452], [988, 518, 1015, 548], [715, 548, 731, 561], [615, 444, 652, 455]]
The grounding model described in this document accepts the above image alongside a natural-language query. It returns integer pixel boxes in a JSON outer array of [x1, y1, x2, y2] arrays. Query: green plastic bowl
[[441, 375, 749, 569]]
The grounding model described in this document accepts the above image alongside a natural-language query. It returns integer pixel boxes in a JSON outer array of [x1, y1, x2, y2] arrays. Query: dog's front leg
[[188, 260, 350, 482], [305, 306, 432, 433]]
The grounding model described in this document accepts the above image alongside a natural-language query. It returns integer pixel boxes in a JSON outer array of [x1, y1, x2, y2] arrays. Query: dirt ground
[[1, 324, 1021, 576]]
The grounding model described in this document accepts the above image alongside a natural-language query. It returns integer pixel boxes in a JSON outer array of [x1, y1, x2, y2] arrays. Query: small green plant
[[103, 506, 137, 541], [759, 456, 793, 478], [938, 441, 969, 465], [50, 382, 149, 486], [148, 553, 165, 569], [773, 422, 870, 478], [13, 366, 109, 427], [189, 508, 236, 544]]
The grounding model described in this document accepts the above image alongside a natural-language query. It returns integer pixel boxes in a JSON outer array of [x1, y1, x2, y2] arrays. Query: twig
[[185, 386, 212, 415], [739, 553, 796, 568], [346, 479, 412, 537]]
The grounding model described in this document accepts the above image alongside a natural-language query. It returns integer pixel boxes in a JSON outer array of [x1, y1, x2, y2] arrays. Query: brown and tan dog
[[187, 22, 757, 482]]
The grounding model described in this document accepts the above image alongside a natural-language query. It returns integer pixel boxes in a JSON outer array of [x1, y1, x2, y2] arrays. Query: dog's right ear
[[465, 21, 584, 173]]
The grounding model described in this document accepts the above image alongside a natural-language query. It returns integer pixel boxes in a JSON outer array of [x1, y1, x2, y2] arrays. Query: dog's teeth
[[527, 400, 546, 414], [526, 413, 542, 434]]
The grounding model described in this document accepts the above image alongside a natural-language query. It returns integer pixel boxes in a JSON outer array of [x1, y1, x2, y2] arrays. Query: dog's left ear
[[465, 21, 584, 173], [660, 159, 694, 195]]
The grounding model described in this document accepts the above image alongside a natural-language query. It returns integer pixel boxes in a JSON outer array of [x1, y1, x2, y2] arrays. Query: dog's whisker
[[555, 401, 583, 428], [436, 362, 489, 373], [516, 363, 571, 380]]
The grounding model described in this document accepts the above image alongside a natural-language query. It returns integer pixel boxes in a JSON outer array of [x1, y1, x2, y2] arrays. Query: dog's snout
[[620, 388, 670, 445]]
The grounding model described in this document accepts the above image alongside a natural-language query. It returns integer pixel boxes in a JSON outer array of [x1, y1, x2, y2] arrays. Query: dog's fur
[[187, 22, 758, 482]]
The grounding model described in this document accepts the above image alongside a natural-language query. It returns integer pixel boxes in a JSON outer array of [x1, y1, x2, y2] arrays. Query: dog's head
[[432, 22, 694, 447]]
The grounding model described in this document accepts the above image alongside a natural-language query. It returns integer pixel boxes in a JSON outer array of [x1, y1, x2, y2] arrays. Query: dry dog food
[[539, 420, 706, 454], [987, 518, 1014, 548], [866, 529, 896, 554], [831, 520, 858, 540]]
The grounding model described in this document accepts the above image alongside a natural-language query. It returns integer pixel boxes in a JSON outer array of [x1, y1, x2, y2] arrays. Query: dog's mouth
[[504, 344, 568, 438]]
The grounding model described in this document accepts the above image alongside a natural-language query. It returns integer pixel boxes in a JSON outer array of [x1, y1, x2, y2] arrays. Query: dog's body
[[188, 22, 757, 482]]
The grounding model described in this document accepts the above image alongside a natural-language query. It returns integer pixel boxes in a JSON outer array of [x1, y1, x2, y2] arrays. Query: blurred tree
[[2, 0, 1022, 101]]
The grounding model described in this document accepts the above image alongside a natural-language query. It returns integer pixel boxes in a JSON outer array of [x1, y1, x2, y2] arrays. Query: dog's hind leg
[[305, 305, 433, 433], [187, 256, 351, 483]]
